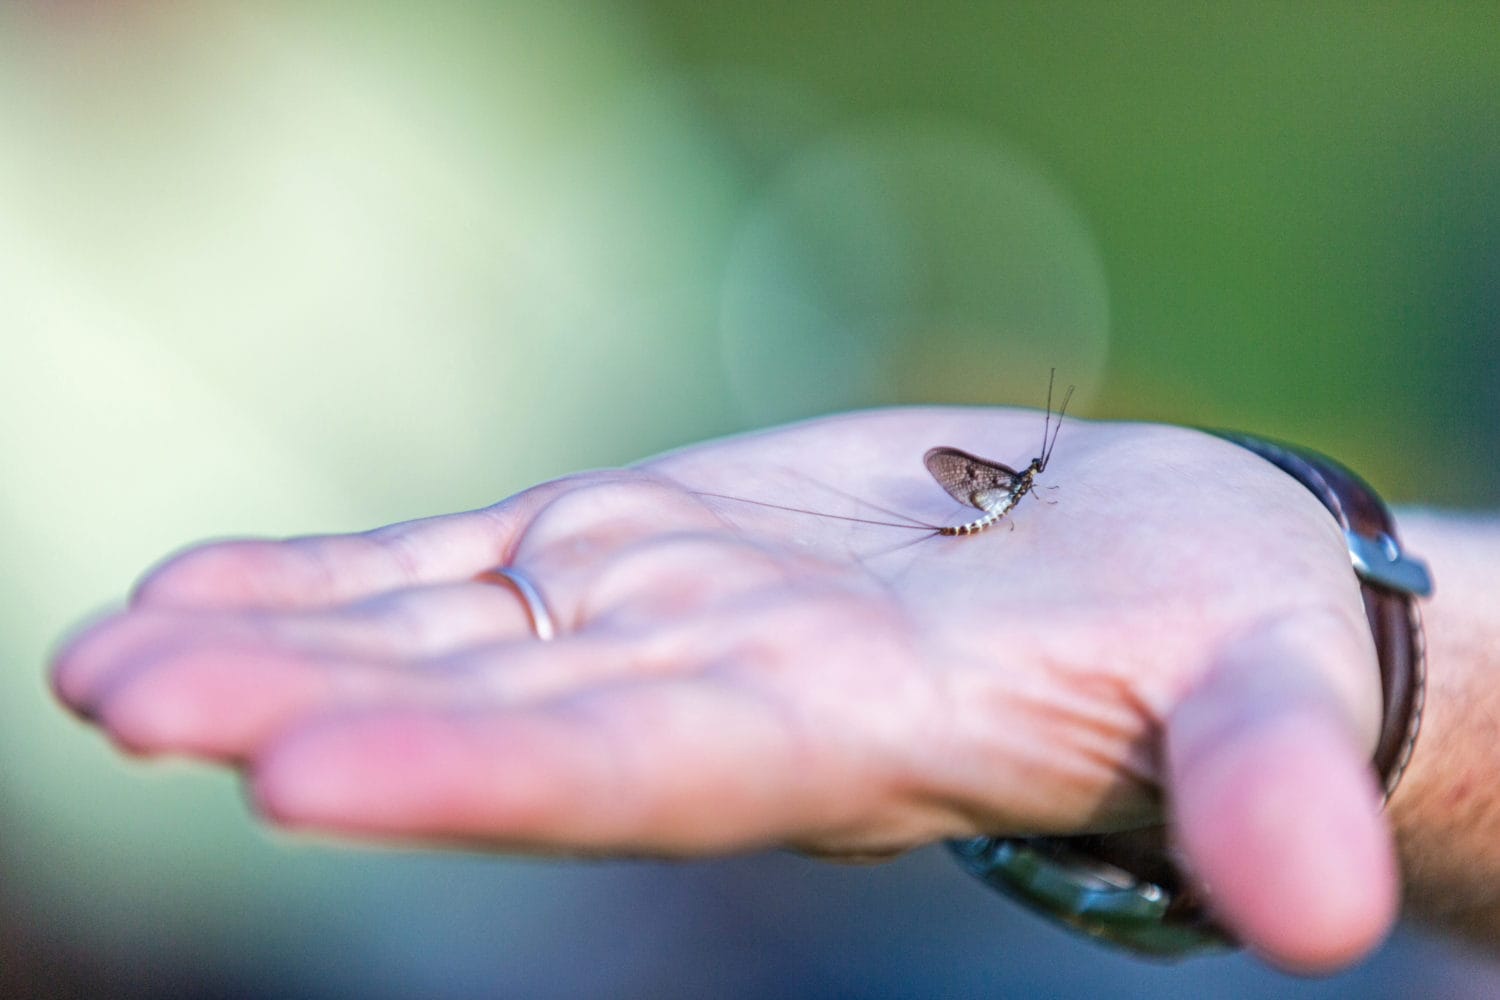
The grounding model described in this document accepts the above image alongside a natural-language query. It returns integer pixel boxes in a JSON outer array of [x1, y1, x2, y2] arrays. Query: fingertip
[[91, 650, 224, 757], [247, 722, 343, 829], [49, 613, 117, 715], [248, 716, 387, 831], [129, 538, 276, 609], [248, 708, 632, 852], [93, 678, 184, 757], [248, 711, 529, 835], [94, 648, 325, 759]]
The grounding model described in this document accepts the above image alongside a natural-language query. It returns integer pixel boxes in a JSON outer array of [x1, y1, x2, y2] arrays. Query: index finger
[[129, 480, 579, 611]]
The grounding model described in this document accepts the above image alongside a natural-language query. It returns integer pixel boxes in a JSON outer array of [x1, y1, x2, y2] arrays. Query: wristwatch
[[948, 432, 1432, 957]]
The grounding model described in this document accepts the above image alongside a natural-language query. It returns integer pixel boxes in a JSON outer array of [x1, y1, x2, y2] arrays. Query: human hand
[[51, 408, 1395, 971]]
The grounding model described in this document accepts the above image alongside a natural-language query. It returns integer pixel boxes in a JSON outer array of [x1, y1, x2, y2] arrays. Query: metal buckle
[[1346, 529, 1433, 597], [948, 837, 1231, 957]]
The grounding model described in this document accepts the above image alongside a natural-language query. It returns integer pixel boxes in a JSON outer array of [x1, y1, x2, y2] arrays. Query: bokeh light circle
[[719, 119, 1109, 424]]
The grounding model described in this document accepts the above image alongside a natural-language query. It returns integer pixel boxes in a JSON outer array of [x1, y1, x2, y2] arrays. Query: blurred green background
[[2, 3, 1496, 997]]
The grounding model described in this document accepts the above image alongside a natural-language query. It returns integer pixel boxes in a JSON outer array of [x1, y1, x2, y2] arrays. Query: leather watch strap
[[949, 432, 1431, 956], [1215, 433, 1430, 801]]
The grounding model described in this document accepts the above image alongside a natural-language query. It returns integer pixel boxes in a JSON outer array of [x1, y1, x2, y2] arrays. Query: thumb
[[1165, 615, 1397, 973]]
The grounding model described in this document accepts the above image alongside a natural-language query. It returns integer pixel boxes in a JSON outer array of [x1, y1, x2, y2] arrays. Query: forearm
[[1386, 510, 1500, 944]]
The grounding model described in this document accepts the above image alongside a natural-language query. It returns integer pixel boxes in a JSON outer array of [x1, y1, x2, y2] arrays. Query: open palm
[[52, 407, 1395, 970]]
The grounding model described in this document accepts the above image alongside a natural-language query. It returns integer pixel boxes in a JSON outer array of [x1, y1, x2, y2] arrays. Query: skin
[[51, 409, 1397, 973], [1381, 512, 1500, 953]]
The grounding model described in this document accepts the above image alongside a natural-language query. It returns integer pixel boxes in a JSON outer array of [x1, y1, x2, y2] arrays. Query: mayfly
[[695, 370, 1075, 538], [923, 370, 1074, 535]]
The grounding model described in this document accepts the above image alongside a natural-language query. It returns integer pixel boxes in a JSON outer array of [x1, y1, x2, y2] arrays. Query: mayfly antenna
[[1039, 368, 1056, 462], [1041, 383, 1074, 470], [1038, 369, 1075, 472]]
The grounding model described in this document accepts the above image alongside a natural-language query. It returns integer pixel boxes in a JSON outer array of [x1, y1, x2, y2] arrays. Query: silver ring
[[475, 565, 557, 641]]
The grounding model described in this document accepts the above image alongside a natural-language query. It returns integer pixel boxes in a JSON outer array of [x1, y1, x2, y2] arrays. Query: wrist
[[1378, 511, 1500, 939]]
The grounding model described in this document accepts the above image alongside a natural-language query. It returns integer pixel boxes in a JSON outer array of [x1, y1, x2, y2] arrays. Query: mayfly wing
[[922, 447, 1022, 512]]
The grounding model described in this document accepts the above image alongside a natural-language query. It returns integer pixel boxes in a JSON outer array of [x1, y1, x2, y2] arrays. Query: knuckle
[[348, 589, 434, 652], [518, 473, 715, 559]]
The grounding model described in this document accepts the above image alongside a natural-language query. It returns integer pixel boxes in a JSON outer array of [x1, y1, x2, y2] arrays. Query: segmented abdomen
[[939, 509, 1005, 536]]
